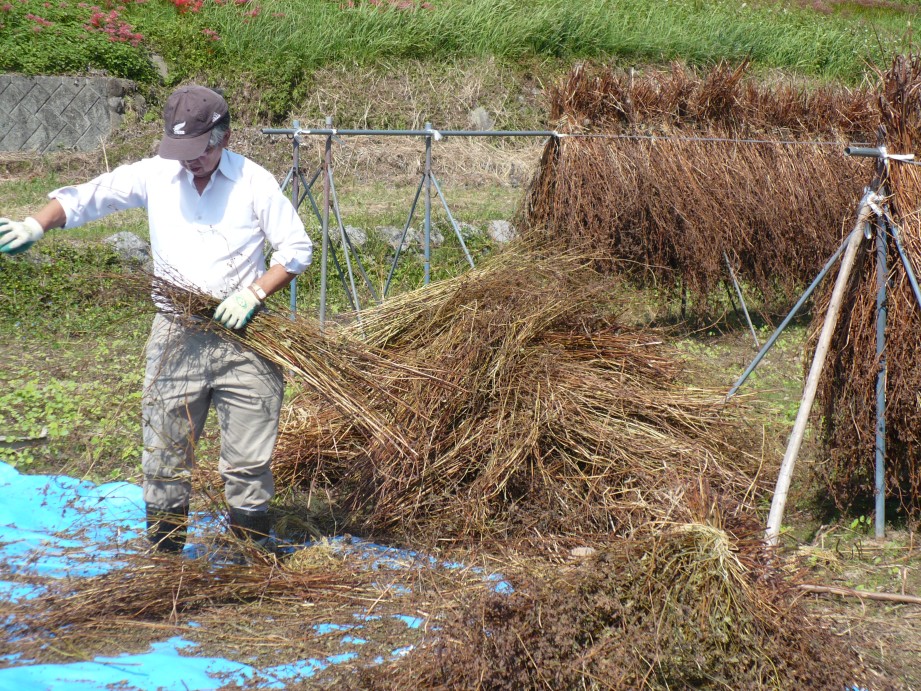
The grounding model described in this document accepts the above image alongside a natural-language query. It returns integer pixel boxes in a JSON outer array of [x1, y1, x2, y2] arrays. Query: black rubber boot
[[146, 504, 189, 553], [228, 507, 272, 547]]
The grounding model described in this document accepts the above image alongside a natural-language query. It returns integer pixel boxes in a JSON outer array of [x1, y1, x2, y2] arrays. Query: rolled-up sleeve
[[253, 172, 312, 275]]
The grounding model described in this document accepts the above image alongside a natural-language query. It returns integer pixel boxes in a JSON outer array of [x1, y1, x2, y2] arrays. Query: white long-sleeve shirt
[[50, 150, 312, 300]]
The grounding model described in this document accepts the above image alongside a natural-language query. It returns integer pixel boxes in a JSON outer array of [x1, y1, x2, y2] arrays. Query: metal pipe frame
[[270, 122, 552, 314], [278, 137, 338, 319], [262, 127, 558, 138], [874, 216, 888, 539], [424, 122, 433, 285], [320, 120, 332, 326], [278, 119, 385, 325], [288, 120, 300, 319]]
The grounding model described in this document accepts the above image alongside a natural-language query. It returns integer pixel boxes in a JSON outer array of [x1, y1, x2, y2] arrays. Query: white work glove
[[0, 217, 44, 255], [214, 287, 262, 329]]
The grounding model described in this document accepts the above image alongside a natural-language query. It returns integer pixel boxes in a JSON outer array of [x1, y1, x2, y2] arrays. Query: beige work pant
[[141, 313, 284, 512]]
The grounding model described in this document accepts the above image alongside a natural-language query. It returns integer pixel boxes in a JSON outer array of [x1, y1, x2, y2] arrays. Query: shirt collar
[[167, 149, 242, 184], [215, 149, 242, 182]]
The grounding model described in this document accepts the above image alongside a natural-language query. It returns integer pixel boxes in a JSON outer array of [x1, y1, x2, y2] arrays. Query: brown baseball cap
[[159, 85, 229, 160]]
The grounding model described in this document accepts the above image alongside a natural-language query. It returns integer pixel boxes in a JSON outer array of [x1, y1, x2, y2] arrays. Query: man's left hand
[[214, 288, 261, 329]]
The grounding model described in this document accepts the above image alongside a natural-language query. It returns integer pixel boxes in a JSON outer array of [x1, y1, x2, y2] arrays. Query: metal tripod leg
[[874, 217, 887, 539], [292, 166, 350, 308], [432, 173, 475, 269], [723, 251, 760, 349], [887, 216, 921, 314], [726, 231, 852, 401], [384, 174, 426, 297], [328, 172, 381, 322]]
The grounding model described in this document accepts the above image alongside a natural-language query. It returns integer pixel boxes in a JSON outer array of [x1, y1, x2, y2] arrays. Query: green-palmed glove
[[214, 287, 262, 330], [0, 217, 44, 255]]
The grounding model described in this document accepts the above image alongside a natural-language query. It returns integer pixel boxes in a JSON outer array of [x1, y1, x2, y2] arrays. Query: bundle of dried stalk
[[520, 61, 876, 308], [362, 510, 867, 689], [546, 61, 877, 136], [0, 552, 372, 662], [150, 275, 428, 459], [270, 247, 756, 541], [273, 397, 366, 490], [817, 54, 921, 517]]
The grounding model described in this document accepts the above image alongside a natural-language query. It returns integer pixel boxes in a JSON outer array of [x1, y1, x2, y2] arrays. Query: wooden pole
[[797, 584, 921, 606], [765, 194, 876, 546]]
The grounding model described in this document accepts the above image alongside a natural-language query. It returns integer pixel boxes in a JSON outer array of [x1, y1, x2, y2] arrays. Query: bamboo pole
[[765, 193, 877, 546]]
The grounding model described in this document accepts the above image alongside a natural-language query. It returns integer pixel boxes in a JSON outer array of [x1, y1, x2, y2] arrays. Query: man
[[0, 85, 312, 553]]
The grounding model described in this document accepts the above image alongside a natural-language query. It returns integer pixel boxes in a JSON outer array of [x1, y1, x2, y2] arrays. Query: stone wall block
[[0, 75, 136, 153]]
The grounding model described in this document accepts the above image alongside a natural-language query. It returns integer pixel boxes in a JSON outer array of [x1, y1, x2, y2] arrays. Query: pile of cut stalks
[[57, 241, 862, 688]]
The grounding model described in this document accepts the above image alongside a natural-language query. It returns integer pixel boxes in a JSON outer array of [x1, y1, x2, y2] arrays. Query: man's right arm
[[1, 158, 151, 256], [31, 199, 67, 232]]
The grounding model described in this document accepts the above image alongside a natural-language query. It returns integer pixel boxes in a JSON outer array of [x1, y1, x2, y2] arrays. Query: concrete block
[[0, 74, 136, 153]]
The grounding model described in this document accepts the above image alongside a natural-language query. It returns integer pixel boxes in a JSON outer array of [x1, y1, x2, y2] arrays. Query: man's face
[[181, 130, 229, 179]]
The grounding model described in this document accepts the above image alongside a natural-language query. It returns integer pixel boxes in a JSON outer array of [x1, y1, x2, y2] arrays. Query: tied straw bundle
[[520, 61, 877, 310], [817, 54, 921, 517]]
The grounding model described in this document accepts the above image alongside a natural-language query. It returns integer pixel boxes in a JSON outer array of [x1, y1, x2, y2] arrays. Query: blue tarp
[[0, 461, 437, 690], [0, 637, 356, 690], [0, 461, 875, 691]]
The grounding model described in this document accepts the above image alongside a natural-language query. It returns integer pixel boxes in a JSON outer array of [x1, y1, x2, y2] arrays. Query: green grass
[[156, 0, 915, 121], [0, 0, 157, 81], [1, 0, 914, 121], [153, 0, 904, 78], [0, 333, 147, 481]]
